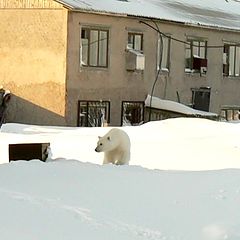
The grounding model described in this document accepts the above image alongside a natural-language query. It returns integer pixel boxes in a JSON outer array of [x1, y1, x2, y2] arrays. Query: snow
[[1, 118, 240, 240], [59, 0, 240, 31], [145, 94, 218, 117]]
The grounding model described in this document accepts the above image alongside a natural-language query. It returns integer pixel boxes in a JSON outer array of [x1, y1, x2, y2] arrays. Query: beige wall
[[0, 0, 68, 125], [66, 12, 155, 126], [66, 12, 240, 126], [156, 23, 240, 113]]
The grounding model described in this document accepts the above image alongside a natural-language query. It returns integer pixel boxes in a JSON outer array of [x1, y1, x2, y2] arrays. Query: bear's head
[[95, 135, 116, 152]]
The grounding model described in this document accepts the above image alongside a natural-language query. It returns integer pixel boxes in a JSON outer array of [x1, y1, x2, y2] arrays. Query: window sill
[[185, 69, 207, 77], [223, 75, 240, 80], [156, 68, 169, 76], [160, 68, 169, 73], [80, 65, 109, 72], [126, 69, 144, 73]]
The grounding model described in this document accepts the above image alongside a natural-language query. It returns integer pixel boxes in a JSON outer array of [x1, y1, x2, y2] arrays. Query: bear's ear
[[107, 136, 111, 141], [98, 136, 102, 139]]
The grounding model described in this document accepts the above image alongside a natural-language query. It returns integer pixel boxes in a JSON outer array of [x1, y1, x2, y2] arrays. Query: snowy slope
[[0, 118, 240, 240], [1, 118, 240, 170], [0, 160, 240, 240]]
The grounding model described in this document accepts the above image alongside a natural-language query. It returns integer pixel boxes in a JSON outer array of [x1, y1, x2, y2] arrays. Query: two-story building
[[1, 0, 240, 126]]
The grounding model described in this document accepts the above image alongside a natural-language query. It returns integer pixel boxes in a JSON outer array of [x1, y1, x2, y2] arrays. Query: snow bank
[[145, 95, 218, 117], [0, 160, 239, 240], [1, 118, 240, 170], [0, 118, 240, 239]]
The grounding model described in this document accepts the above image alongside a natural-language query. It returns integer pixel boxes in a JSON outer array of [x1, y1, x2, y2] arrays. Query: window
[[78, 101, 110, 127], [127, 32, 143, 52], [157, 35, 171, 71], [223, 43, 240, 77], [221, 107, 240, 121], [185, 39, 207, 73], [191, 87, 211, 112], [81, 28, 109, 67], [121, 101, 144, 126]]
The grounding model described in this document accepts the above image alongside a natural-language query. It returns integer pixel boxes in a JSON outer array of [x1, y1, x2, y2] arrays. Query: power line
[[139, 20, 240, 48], [225, 0, 240, 2], [148, 20, 163, 121], [139, 19, 240, 122]]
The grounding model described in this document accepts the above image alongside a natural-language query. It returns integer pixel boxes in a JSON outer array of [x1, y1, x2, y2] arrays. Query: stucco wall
[[0, 1, 68, 125], [66, 12, 240, 126], [156, 23, 240, 114], [66, 12, 155, 126]]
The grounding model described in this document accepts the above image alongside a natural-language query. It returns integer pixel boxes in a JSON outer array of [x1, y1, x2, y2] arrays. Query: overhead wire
[[148, 20, 163, 121], [139, 19, 240, 122], [139, 20, 240, 48]]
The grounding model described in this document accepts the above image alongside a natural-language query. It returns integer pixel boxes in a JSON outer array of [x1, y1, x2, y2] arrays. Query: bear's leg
[[103, 152, 115, 164], [115, 151, 130, 165]]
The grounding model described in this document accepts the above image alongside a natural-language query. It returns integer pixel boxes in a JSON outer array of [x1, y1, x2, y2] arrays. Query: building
[[1, 0, 240, 126]]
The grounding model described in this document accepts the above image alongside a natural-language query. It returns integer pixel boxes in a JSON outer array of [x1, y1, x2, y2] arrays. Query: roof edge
[[67, 7, 240, 33], [54, 0, 74, 10]]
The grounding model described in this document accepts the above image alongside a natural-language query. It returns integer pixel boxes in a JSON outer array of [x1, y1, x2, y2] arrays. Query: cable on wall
[[148, 20, 164, 121], [139, 19, 240, 122]]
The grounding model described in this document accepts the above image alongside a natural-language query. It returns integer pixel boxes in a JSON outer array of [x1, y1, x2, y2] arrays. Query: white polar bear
[[95, 128, 131, 165]]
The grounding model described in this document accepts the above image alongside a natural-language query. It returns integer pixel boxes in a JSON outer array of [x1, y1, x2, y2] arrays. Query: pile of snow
[[0, 118, 240, 240], [145, 95, 218, 117], [1, 118, 240, 170]]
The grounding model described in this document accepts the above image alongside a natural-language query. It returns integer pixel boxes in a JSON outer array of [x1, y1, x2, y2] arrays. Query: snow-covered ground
[[0, 118, 240, 240]]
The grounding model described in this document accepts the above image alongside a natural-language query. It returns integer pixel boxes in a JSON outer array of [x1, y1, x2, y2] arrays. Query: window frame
[[77, 100, 110, 127], [185, 38, 208, 73], [157, 34, 171, 71], [121, 101, 145, 126], [127, 32, 143, 53], [223, 43, 240, 77], [80, 27, 109, 68]]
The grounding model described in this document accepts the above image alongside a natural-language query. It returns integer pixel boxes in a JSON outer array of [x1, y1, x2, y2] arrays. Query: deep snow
[[0, 118, 240, 240]]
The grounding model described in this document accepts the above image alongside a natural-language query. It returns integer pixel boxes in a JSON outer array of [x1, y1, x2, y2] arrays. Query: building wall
[[154, 23, 240, 114], [66, 11, 240, 126], [1, 2, 240, 127], [0, 0, 68, 125], [66, 12, 155, 126]]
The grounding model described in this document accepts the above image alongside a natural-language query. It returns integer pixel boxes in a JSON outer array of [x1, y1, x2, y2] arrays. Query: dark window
[[191, 87, 211, 112], [81, 28, 109, 67], [121, 101, 144, 126], [127, 32, 143, 52], [185, 39, 207, 73], [78, 101, 110, 127], [223, 43, 240, 77]]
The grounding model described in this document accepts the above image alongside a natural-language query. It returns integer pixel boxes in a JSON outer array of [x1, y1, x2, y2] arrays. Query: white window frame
[[157, 34, 171, 72], [127, 32, 143, 53], [223, 42, 240, 77], [185, 38, 208, 73], [80, 27, 109, 68]]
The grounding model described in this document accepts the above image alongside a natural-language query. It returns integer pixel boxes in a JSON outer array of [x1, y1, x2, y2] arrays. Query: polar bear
[[95, 128, 131, 165]]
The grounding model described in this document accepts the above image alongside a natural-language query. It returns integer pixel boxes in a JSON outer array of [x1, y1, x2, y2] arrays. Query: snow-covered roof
[[56, 0, 240, 31], [145, 95, 218, 117]]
